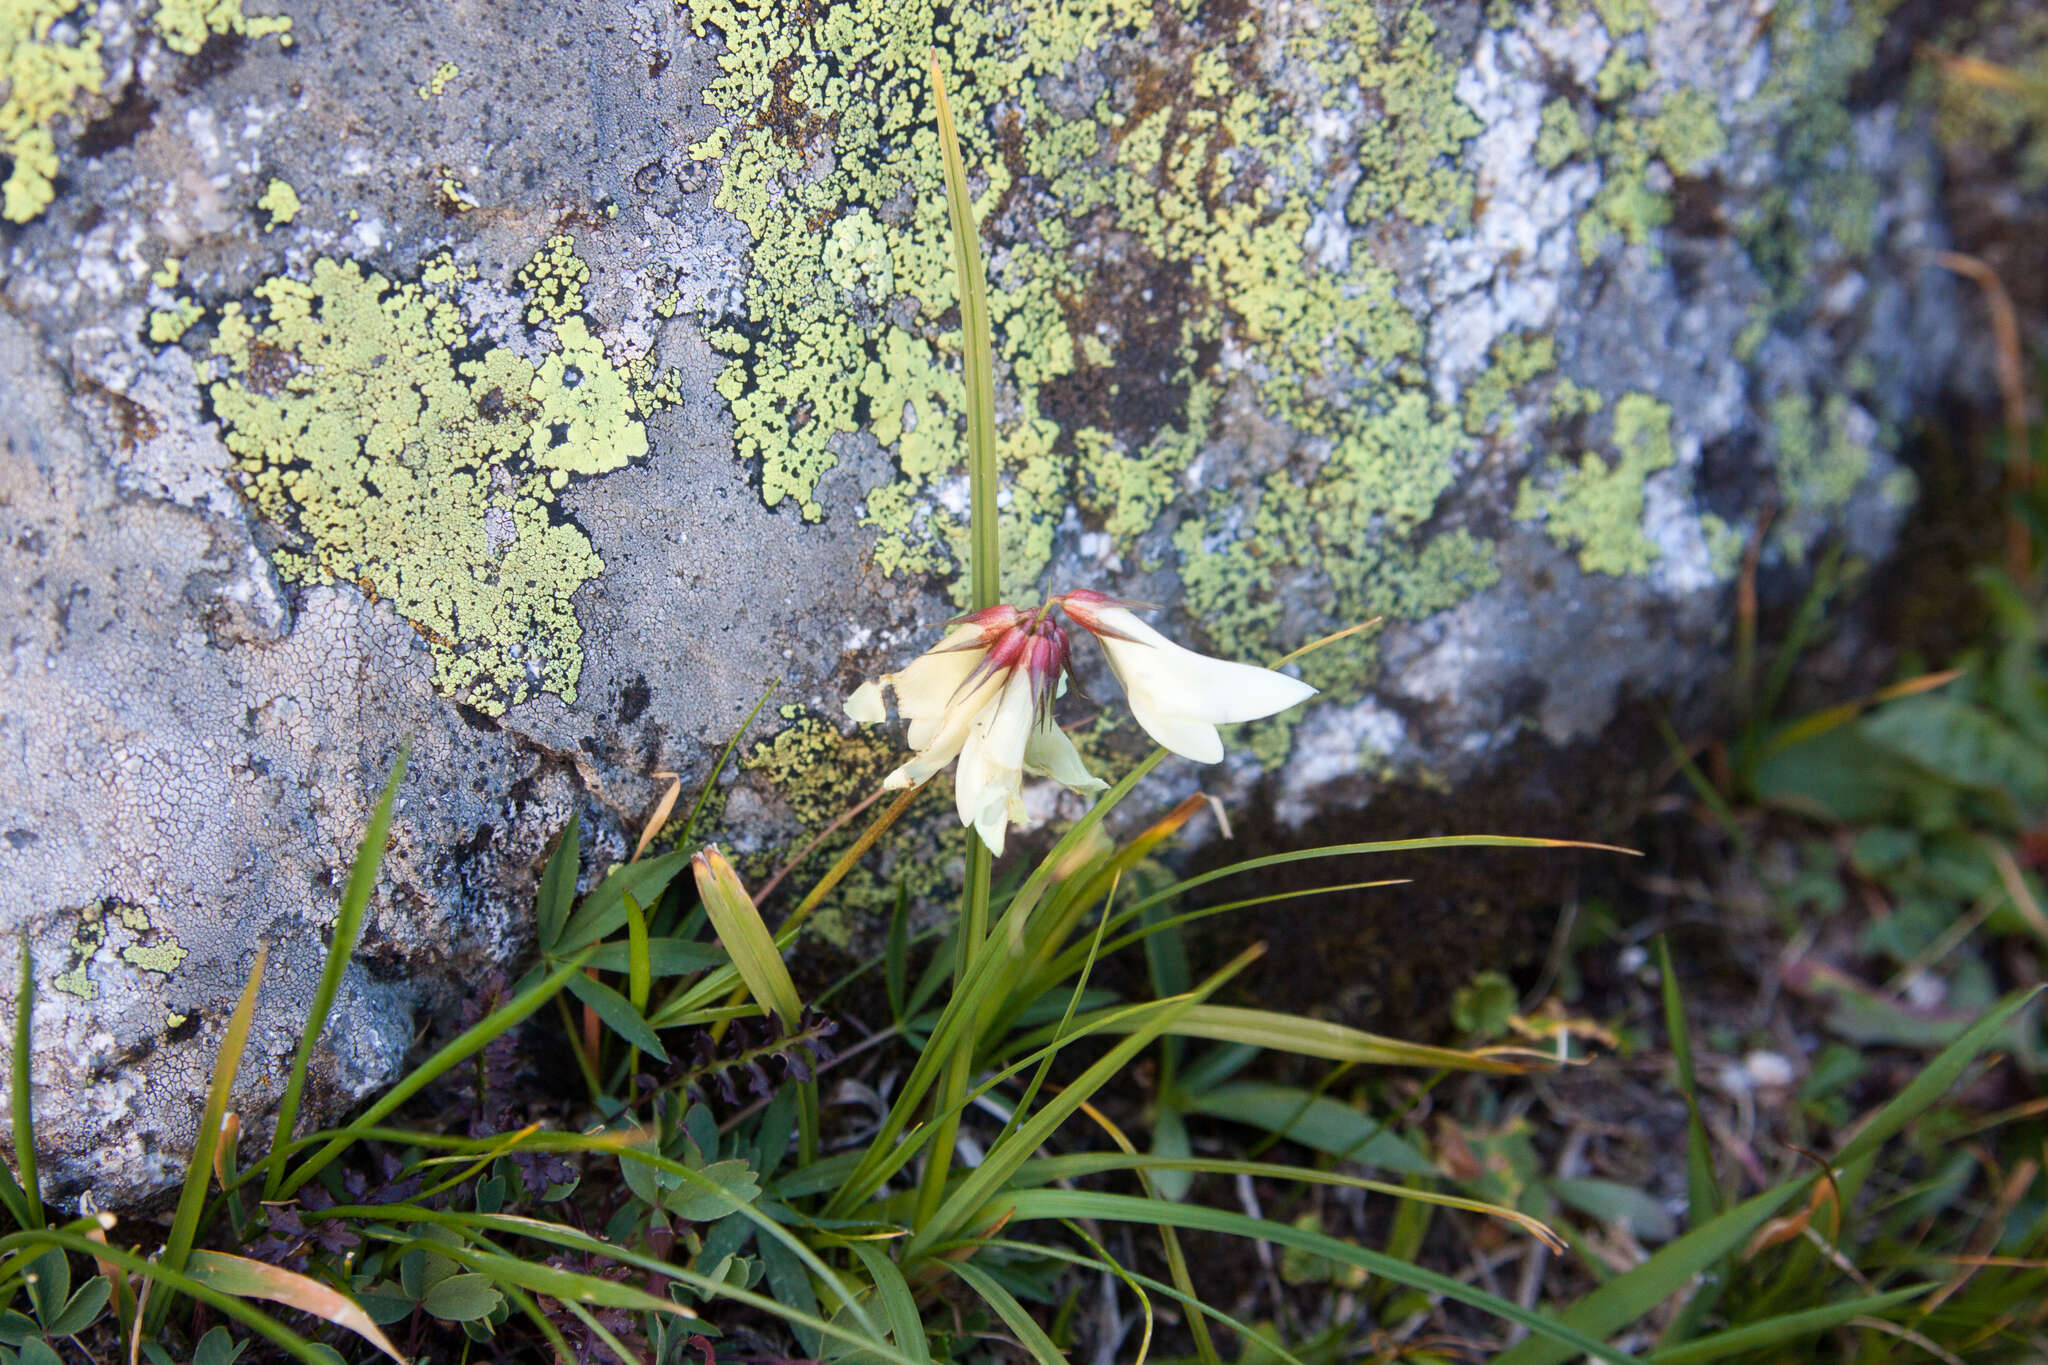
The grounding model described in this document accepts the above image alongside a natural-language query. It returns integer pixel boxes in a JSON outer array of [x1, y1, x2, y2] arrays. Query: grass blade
[[1644, 1286, 1933, 1363], [535, 811, 581, 952], [1041, 1003, 1538, 1073], [947, 1260, 1065, 1365], [185, 1250, 407, 1363], [1656, 936, 1721, 1228], [909, 946, 1263, 1257], [846, 1241, 933, 1365], [677, 681, 777, 853], [998, 1189, 1635, 1363], [266, 749, 406, 1199], [155, 946, 267, 1330], [10, 936, 41, 1228], [693, 847, 801, 1027], [276, 948, 594, 1197]]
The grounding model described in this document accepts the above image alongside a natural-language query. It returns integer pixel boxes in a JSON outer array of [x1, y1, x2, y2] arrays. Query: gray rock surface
[[0, 0, 1982, 1204]]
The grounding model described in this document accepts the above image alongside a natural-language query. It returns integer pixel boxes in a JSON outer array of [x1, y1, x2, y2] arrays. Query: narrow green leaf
[[1179, 1082, 1434, 1176], [693, 848, 802, 1028], [563, 971, 667, 1062], [1656, 936, 1721, 1228], [535, 812, 580, 952], [757, 1226, 823, 1358], [624, 890, 652, 1014], [884, 887, 909, 1027], [997, 1190, 1633, 1364], [676, 682, 777, 853], [164, 947, 267, 1288], [1490, 1183, 1803, 1365], [1832, 986, 2043, 1170], [277, 948, 595, 1197], [1063, 1003, 1532, 1073], [10, 937, 40, 1228], [912, 948, 1261, 1256], [582, 938, 723, 977], [268, 749, 406, 1199], [846, 1242, 932, 1365], [946, 1261, 1064, 1365], [1645, 1286, 1932, 1364], [555, 849, 693, 953]]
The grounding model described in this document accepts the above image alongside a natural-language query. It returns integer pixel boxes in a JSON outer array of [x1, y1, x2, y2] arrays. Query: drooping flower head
[[847, 604, 1101, 855], [1053, 590, 1317, 764], [848, 588, 1317, 854]]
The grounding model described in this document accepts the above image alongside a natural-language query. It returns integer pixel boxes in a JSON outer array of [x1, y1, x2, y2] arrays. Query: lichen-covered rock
[[0, 0, 1991, 1204]]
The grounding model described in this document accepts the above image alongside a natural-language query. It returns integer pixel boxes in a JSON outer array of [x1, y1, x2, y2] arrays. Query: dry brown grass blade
[[1271, 616, 1383, 669], [633, 771, 683, 863], [1985, 839, 2048, 945], [186, 1249, 409, 1363]]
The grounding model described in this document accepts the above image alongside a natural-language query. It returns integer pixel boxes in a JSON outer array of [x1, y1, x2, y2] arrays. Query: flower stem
[[917, 48, 1001, 1236]]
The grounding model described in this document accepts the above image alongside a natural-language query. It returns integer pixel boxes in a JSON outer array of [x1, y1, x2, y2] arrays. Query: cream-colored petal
[[969, 773, 1021, 856], [1094, 606, 1317, 726], [955, 672, 1032, 828], [1124, 702, 1225, 764], [888, 627, 987, 721], [1023, 716, 1108, 793], [845, 680, 887, 724]]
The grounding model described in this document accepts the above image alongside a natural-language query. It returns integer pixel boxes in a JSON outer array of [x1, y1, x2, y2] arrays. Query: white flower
[[846, 607, 1104, 854], [1057, 591, 1317, 763]]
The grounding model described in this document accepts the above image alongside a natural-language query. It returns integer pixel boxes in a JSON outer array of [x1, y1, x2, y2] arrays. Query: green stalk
[[930, 49, 999, 614], [916, 48, 1001, 1236]]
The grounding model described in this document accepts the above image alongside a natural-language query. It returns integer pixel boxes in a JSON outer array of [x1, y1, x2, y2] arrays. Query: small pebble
[[1744, 1050, 1796, 1089]]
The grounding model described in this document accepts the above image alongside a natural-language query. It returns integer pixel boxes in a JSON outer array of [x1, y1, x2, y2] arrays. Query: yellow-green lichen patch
[[202, 241, 672, 715], [736, 704, 967, 950], [1515, 392, 1675, 577], [1462, 332, 1556, 437], [1, 0, 104, 223], [515, 233, 588, 325], [1534, 98, 1588, 170], [682, 0, 1489, 633], [120, 937, 187, 973], [417, 59, 459, 99], [1769, 390, 1873, 560], [256, 176, 299, 229], [53, 902, 105, 999], [148, 297, 204, 343], [152, 0, 292, 54], [1735, 0, 1905, 302]]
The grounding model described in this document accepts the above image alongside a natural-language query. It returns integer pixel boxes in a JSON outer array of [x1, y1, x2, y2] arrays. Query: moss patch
[[191, 240, 673, 715]]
